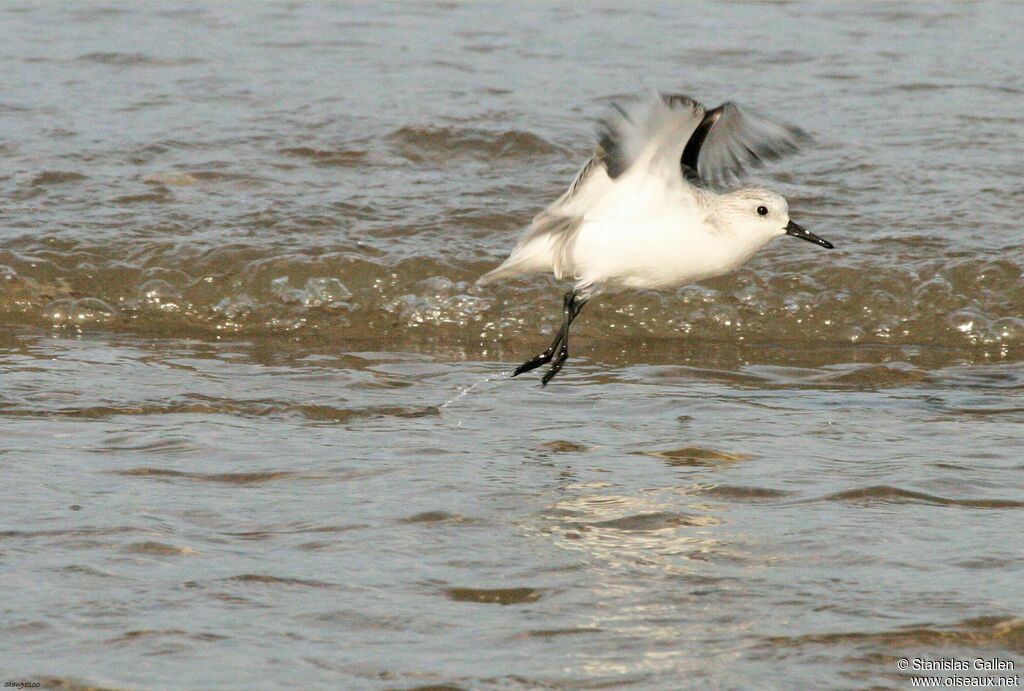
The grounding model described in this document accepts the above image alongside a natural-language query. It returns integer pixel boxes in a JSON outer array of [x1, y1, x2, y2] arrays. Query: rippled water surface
[[2, 2, 1024, 688]]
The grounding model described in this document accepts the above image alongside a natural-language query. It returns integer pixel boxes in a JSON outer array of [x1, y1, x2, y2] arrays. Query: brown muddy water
[[2, 2, 1024, 689]]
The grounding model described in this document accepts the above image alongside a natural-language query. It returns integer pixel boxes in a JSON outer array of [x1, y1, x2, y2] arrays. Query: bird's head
[[717, 189, 834, 250]]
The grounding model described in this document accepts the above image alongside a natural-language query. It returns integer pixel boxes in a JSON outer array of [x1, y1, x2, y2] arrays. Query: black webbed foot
[[512, 343, 560, 377], [541, 344, 570, 386]]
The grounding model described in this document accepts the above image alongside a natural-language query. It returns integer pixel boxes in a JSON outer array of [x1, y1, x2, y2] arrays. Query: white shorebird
[[479, 92, 834, 385]]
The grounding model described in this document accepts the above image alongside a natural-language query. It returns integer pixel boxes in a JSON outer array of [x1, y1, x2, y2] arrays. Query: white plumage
[[480, 92, 834, 385]]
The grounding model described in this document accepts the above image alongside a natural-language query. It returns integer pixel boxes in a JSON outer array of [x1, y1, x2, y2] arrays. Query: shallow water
[[2, 1, 1023, 688]]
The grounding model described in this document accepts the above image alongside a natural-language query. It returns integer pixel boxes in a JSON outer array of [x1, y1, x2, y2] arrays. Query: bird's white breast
[[569, 177, 767, 290]]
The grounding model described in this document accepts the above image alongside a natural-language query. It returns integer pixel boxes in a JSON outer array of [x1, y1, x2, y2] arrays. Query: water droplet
[[304, 277, 351, 307], [42, 299, 76, 325], [213, 295, 257, 319], [71, 298, 118, 324], [139, 279, 181, 305]]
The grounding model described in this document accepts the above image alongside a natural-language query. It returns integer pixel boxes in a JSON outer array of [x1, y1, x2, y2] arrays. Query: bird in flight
[[479, 92, 834, 385]]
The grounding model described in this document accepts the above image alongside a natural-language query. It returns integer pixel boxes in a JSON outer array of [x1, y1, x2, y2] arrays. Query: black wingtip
[[680, 105, 724, 184]]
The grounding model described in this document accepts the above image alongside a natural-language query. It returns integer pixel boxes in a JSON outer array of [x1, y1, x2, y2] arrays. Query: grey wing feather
[[552, 152, 605, 208], [692, 102, 810, 186], [597, 93, 706, 181]]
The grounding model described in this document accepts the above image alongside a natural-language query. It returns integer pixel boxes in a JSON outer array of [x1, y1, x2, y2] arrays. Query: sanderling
[[479, 92, 834, 385]]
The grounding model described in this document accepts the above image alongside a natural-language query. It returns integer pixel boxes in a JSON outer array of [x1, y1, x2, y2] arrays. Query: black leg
[[512, 291, 574, 377], [541, 292, 587, 386], [512, 290, 588, 385]]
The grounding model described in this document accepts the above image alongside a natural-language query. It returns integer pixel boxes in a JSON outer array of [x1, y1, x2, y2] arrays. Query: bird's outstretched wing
[[597, 93, 706, 183], [681, 101, 810, 187], [598, 92, 809, 188]]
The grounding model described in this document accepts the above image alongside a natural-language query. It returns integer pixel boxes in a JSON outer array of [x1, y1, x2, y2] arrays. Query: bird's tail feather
[[477, 258, 528, 286], [478, 213, 585, 286], [477, 233, 555, 285]]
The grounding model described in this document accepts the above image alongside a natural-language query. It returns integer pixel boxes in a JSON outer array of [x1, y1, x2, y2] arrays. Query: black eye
[[757, 206, 769, 216]]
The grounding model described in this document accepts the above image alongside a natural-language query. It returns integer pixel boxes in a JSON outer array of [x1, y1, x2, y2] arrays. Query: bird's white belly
[[571, 213, 756, 290]]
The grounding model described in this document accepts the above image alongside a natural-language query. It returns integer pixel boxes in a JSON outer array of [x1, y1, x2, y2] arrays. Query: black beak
[[785, 220, 833, 249]]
